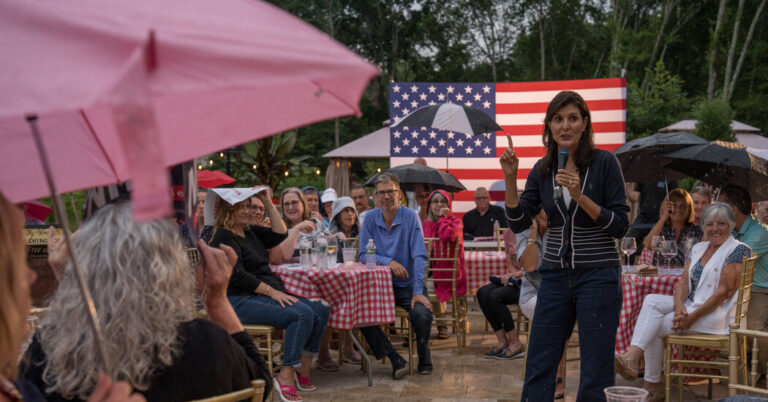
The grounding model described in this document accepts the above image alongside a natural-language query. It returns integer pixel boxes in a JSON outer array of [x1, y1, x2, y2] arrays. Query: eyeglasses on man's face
[[375, 189, 398, 198]]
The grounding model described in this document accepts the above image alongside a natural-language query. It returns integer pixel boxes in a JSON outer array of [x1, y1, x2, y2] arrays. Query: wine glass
[[620, 237, 637, 273], [326, 236, 338, 265], [682, 237, 696, 260], [660, 240, 678, 275], [651, 235, 665, 266]]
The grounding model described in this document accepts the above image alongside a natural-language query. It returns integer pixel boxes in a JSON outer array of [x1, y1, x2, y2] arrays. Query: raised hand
[[499, 133, 519, 177]]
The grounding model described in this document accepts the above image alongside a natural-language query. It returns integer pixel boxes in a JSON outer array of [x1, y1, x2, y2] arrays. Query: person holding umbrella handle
[[500, 91, 629, 401]]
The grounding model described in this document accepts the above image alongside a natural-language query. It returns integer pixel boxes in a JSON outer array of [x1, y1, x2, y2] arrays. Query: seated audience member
[[22, 203, 271, 402], [720, 186, 768, 385], [516, 210, 567, 399], [462, 187, 507, 240], [301, 186, 324, 223], [627, 181, 679, 260], [643, 188, 703, 267], [758, 200, 768, 226], [320, 188, 337, 225], [210, 191, 328, 402], [357, 173, 433, 377], [272, 188, 319, 264], [615, 203, 751, 400], [412, 183, 432, 222], [250, 195, 270, 227], [350, 184, 371, 215], [1, 194, 146, 402], [476, 213, 544, 361], [321, 196, 364, 365], [328, 196, 360, 242], [422, 190, 467, 340], [690, 186, 712, 225]]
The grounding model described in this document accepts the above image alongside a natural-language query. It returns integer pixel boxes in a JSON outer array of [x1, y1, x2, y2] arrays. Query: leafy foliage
[[626, 61, 690, 140], [693, 98, 736, 141]]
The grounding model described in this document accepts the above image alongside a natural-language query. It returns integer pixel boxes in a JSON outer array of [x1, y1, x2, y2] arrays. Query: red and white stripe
[[391, 78, 626, 217]]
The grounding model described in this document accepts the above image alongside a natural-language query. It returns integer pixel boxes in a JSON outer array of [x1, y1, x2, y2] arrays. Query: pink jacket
[[422, 189, 467, 302]]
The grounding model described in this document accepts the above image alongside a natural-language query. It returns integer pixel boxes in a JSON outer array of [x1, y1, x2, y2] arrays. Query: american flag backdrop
[[389, 78, 627, 217]]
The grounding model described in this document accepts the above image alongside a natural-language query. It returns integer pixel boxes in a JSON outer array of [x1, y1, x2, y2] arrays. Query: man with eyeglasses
[[357, 172, 433, 378], [462, 187, 508, 240]]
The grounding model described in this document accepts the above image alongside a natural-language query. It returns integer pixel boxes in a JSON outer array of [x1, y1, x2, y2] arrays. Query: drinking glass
[[660, 240, 678, 274], [682, 237, 696, 260], [604, 386, 648, 401], [651, 235, 665, 266], [327, 236, 338, 266], [620, 237, 637, 273]]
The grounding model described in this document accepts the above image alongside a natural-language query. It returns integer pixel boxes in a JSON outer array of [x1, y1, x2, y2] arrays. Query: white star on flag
[[447, 132, 455, 139], [464, 85, 473, 93], [402, 139, 410, 146], [393, 130, 401, 138], [482, 85, 490, 93], [411, 85, 418, 93], [465, 146, 473, 154], [420, 139, 428, 146], [483, 146, 492, 154], [429, 146, 437, 154], [438, 139, 446, 146], [393, 85, 401, 93], [474, 139, 482, 146], [447, 146, 455, 154], [410, 100, 418, 108], [437, 93, 445, 101], [393, 146, 401, 153], [411, 146, 419, 153], [483, 101, 491, 109], [464, 101, 472, 107], [401, 93, 409, 100], [428, 131, 437, 138], [411, 131, 419, 138], [447, 85, 454, 93], [419, 93, 427, 100], [428, 85, 436, 93], [456, 139, 464, 146], [456, 94, 463, 101], [474, 93, 482, 101]]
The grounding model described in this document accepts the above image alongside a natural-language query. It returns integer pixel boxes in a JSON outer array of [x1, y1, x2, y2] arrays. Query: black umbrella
[[613, 132, 708, 182], [364, 163, 467, 193], [662, 141, 768, 200], [391, 103, 502, 136]]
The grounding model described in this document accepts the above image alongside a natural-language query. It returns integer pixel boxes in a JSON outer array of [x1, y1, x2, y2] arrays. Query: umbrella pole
[[26, 115, 111, 373]]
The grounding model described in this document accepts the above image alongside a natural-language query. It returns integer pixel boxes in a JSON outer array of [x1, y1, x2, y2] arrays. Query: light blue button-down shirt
[[359, 206, 428, 295], [734, 216, 768, 289]]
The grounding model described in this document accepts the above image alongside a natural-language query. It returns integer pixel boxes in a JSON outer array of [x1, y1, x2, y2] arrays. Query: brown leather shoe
[[614, 354, 640, 381]]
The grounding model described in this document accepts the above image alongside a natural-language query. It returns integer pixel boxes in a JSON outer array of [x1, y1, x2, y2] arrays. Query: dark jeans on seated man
[[359, 286, 433, 373]]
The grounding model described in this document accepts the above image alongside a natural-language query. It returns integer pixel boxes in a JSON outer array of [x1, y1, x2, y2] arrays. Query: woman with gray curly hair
[[20, 203, 271, 401], [615, 203, 751, 401]]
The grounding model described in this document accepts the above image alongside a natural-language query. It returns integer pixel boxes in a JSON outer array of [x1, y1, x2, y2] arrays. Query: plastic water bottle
[[315, 233, 328, 270], [365, 239, 376, 269], [493, 219, 500, 242], [299, 235, 312, 270]]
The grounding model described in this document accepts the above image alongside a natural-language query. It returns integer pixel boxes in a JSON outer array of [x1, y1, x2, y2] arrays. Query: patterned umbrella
[[391, 103, 502, 136]]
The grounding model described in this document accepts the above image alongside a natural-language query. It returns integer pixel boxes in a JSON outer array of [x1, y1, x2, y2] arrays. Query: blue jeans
[[522, 266, 621, 402], [228, 294, 330, 367], [359, 286, 433, 371]]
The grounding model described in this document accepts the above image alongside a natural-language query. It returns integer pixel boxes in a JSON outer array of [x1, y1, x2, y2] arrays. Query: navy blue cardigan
[[505, 149, 629, 271]]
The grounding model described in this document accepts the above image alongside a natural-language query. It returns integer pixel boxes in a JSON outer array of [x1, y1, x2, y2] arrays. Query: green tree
[[693, 98, 735, 141], [627, 61, 689, 140]]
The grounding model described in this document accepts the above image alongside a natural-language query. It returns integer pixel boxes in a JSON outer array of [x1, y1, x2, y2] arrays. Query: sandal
[[293, 372, 316, 392], [316, 359, 339, 372], [342, 353, 362, 365], [273, 377, 302, 402], [614, 354, 640, 381]]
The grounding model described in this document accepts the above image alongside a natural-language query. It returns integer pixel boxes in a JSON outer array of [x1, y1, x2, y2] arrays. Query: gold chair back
[[189, 379, 266, 402], [424, 237, 467, 354], [496, 227, 507, 251], [733, 253, 758, 327]]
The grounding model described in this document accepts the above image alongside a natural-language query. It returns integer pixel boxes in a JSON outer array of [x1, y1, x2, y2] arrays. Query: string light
[[316, 169, 321, 175], [284, 171, 289, 177], [197, 164, 202, 170], [219, 152, 224, 158], [252, 164, 257, 170], [208, 160, 214, 166], [377, 168, 381, 172]]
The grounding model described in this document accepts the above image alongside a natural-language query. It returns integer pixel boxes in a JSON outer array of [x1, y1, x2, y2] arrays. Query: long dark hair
[[540, 91, 595, 176]]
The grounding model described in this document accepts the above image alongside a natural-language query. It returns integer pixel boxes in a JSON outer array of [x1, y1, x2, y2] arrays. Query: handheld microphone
[[554, 147, 569, 201]]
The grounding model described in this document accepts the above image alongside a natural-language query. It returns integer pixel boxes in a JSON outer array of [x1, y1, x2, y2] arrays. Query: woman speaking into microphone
[[500, 91, 629, 401]]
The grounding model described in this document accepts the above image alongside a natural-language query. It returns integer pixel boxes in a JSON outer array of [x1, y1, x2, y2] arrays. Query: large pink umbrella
[[0, 0, 377, 371], [0, 0, 378, 213]]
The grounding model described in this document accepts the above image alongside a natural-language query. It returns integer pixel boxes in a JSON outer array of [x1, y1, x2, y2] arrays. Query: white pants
[[630, 294, 680, 382], [520, 295, 537, 322]]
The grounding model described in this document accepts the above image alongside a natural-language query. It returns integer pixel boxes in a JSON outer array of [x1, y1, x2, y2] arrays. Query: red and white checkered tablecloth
[[465, 251, 508, 295], [273, 264, 396, 330], [617, 273, 681, 354]]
